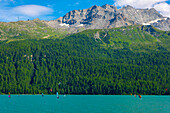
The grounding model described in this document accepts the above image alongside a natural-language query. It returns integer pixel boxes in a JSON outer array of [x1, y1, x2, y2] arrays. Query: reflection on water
[[0, 95, 169, 113]]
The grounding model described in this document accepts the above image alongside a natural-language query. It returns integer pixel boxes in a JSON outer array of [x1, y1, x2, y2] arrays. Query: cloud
[[114, 0, 167, 8], [0, 0, 14, 2], [68, 1, 80, 6], [12, 5, 53, 17], [0, 4, 54, 22], [0, 7, 30, 22], [154, 2, 170, 17], [58, 11, 64, 14], [114, 0, 170, 17], [75, 2, 79, 5], [0, 0, 15, 4]]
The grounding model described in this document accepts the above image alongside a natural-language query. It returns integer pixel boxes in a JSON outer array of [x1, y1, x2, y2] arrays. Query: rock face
[[46, 4, 170, 31], [151, 18, 170, 31], [118, 5, 163, 24]]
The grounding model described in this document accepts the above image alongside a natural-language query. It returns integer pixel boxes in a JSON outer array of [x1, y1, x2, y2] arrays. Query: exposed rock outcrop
[[45, 4, 170, 31]]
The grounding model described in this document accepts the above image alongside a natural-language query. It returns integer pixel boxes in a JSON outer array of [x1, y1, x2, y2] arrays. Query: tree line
[[0, 35, 169, 95]]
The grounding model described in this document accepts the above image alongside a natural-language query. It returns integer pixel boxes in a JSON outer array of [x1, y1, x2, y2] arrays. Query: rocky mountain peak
[[119, 5, 163, 24], [101, 4, 117, 10], [123, 5, 134, 9], [102, 4, 115, 8], [33, 18, 40, 21], [89, 5, 100, 10], [46, 4, 169, 31], [149, 8, 157, 11], [55, 17, 63, 23]]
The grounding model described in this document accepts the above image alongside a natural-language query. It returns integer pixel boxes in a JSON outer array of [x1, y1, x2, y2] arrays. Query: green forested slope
[[77, 25, 170, 51], [0, 25, 169, 95]]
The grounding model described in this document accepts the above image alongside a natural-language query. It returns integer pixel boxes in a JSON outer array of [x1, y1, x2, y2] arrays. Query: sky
[[0, 0, 170, 22]]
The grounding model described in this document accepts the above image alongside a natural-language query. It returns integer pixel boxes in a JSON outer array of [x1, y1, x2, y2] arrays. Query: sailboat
[[56, 92, 59, 99], [134, 93, 136, 97], [138, 95, 142, 99], [8, 92, 11, 98]]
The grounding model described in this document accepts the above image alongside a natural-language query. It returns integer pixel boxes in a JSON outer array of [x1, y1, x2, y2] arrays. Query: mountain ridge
[[0, 4, 169, 33], [0, 5, 169, 95], [45, 4, 169, 31], [0, 20, 169, 52]]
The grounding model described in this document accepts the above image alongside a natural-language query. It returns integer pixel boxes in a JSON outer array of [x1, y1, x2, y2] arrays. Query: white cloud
[[114, 0, 167, 8], [114, 0, 170, 17], [0, 0, 14, 1], [0, 5, 54, 22], [12, 5, 53, 17], [154, 2, 170, 17], [0, 0, 15, 3]]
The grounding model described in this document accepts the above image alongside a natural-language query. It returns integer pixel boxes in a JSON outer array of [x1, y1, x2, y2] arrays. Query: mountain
[[0, 4, 169, 94], [0, 4, 169, 40], [46, 4, 169, 31], [0, 20, 169, 52]]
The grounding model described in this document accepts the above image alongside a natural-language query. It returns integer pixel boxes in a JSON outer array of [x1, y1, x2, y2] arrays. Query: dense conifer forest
[[0, 25, 169, 95]]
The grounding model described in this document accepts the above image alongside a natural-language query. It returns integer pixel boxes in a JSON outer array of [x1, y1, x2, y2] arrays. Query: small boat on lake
[[134, 94, 136, 97], [138, 95, 142, 99], [8, 92, 11, 98], [57, 92, 59, 99]]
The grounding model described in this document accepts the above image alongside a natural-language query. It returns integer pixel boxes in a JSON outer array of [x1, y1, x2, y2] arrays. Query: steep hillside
[[0, 24, 169, 95], [0, 22, 169, 51], [151, 18, 170, 31], [0, 21, 169, 95], [0, 19, 68, 40], [0, 38, 169, 95], [68, 25, 170, 52]]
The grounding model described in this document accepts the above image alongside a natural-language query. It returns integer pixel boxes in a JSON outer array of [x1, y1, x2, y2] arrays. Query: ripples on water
[[0, 95, 169, 113]]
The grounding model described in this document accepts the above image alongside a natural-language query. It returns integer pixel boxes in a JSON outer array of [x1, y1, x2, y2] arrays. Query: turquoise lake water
[[0, 95, 169, 113]]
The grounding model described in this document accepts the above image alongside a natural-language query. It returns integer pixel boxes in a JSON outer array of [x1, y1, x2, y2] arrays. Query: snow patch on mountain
[[143, 18, 167, 25], [59, 23, 69, 27]]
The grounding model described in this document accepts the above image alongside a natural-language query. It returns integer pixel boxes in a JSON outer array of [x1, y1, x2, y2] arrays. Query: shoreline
[[0, 94, 169, 96]]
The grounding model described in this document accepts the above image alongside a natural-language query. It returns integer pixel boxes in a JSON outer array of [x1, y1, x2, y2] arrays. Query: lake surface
[[0, 95, 169, 113]]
